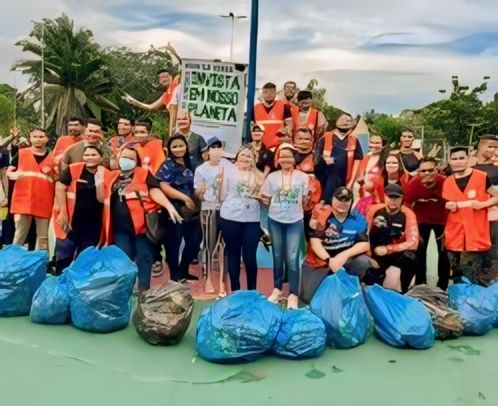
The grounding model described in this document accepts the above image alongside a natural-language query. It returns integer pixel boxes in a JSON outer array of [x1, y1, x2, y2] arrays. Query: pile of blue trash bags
[[196, 270, 498, 363], [0, 245, 137, 333]]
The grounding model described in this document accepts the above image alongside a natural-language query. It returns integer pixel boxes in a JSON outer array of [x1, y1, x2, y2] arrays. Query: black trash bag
[[133, 281, 193, 345], [406, 284, 463, 340]]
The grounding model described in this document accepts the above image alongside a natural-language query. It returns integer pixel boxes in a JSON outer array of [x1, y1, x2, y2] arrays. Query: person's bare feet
[[268, 288, 283, 303], [287, 294, 299, 310]]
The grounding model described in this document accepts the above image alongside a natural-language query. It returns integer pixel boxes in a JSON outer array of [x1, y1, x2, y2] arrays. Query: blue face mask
[[119, 157, 136, 171]]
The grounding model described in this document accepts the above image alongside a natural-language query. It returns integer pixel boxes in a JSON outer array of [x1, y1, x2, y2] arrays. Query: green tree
[[306, 79, 344, 128], [14, 14, 119, 135], [101, 45, 179, 137], [415, 77, 488, 145], [0, 84, 38, 136]]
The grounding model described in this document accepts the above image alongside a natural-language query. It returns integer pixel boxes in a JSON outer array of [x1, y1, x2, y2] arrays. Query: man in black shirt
[[315, 113, 363, 202]]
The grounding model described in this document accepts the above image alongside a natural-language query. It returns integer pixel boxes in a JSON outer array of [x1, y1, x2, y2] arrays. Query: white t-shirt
[[194, 158, 234, 210], [260, 169, 309, 223], [220, 168, 262, 222]]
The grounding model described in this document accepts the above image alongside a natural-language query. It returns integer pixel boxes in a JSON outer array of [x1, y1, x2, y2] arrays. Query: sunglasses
[[387, 194, 403, 199]]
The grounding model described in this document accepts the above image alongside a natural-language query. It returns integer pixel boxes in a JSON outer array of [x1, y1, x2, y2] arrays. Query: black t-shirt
[[401, 152, 421, 172], [256, 146, 274, 172], [368, 207, 407, 249], [475, 164, 498, 186], [315, 134, 363, 201], [455, 171, 492, 193], [111, 173, 159, 236], [59, 167, 103, 243]]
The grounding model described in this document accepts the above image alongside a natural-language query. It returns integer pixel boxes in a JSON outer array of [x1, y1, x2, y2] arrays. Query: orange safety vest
[[108, 135, 134, 157], [162, 77, 180, 108], [322, 131, 358, 184], [304, 204, 334, 268], [102, 167, 159, 244], [135, 139, 166, 175], [53, 135, 79, 169], [442, 169, 491, 252], [297, 154, 321, 210], [254, 100, 286, 148], [53, 163, 107, 240], [10, 148, 55, 218], [292, 108, 319, 137]]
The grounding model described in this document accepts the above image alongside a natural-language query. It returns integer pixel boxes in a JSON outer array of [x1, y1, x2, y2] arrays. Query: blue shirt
[[310, 209, 368, 257], [155, 158, 194, 196]]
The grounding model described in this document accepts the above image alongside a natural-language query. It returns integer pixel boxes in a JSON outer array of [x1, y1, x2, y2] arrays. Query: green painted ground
[[0, 301, 497, 406], [1, 237, 494, 406]]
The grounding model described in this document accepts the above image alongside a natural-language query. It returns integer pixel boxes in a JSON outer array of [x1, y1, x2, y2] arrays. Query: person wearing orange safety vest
[[124, 68, 180, 136], [132, 121, 166, 175], [54, 146, 108, 274], [293, 127, 322, 240], [443, 146, 498, 285], [7, 127, 55, 250], [314, 113, 363, 202], [100, 145, 181, 290], [291, 90, 328, 139], [52, 117, 85, 177], [107, 117, 135, 169], [253, 82, 293, 149]]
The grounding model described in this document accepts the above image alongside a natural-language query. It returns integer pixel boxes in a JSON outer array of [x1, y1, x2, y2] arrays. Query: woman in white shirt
[[260, 143, 309, 309], [219, 145, 264, 292]]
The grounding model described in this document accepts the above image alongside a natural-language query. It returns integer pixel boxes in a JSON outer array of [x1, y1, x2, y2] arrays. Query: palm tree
[[14, 14, 118, 134]]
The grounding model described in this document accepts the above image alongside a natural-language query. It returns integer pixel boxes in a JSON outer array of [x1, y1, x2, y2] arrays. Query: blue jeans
[[268, 217, 303, 295], [114, 232, 156, 289], [220, 218, 261, 291], [55, 237, 96, 275]]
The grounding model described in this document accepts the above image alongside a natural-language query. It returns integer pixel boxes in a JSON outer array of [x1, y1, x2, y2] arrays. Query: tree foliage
[[14, 14, 118, 134]]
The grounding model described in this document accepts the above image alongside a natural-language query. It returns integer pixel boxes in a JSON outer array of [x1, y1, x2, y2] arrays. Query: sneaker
[[151, 261, 164, 277]]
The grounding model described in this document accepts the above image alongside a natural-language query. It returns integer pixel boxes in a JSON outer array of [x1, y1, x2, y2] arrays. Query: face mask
[[337, 127, 350, 134], [119, 157, 136, 171]]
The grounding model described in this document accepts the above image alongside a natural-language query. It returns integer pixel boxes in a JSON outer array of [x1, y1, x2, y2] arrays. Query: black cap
[[206, 136, 223, 149], [333, 187, 353, 202], [384, 183, 404, 198]]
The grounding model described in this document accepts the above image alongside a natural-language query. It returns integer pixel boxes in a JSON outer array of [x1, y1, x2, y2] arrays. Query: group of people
[[0, 75, 496, 311]]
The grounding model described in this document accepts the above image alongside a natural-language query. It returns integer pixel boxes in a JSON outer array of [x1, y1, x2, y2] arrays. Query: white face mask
[[119, 157, 137, 171]]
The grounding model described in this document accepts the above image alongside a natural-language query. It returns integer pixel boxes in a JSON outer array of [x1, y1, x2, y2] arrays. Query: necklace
[[281, 169, 294, 192]]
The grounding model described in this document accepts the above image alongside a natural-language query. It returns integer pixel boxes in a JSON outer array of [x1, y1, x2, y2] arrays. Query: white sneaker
[[268, 288, 283, 304]]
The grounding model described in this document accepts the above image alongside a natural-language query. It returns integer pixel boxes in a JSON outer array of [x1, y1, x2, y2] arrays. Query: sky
[[1, 0, 498, 115]]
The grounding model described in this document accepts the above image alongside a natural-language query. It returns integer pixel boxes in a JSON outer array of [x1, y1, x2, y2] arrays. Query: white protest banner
[[179, 59, 248, 154]]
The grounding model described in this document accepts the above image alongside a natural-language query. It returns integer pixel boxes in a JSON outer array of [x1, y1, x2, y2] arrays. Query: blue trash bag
[[448, 281, 497, 336], [66, 246, 137, 333], [364, 284, 435, 349], [30, 274, 70, 325], [486, 283, 498, 328], [0, 245, 48, 316], [196, 291, 283, 363], [310, 269, 373, 348], [272, 309, 326, 359]]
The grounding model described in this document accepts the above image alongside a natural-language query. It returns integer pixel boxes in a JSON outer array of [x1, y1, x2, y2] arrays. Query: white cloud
[[1, 0, 497, 114]]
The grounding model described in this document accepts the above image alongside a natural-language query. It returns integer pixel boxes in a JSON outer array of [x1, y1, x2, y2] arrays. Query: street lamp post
[[219, 12, 247, 62], [41, 23, 45, 128]]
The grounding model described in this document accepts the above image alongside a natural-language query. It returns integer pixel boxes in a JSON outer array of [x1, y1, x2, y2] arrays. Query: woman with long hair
[[260, 143, 309, 309], [219, 145, 265, 292], [155, 135, 202, 282]]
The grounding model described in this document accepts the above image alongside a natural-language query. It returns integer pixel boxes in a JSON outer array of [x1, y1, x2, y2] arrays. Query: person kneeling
[[300, 187, 373, 303]]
